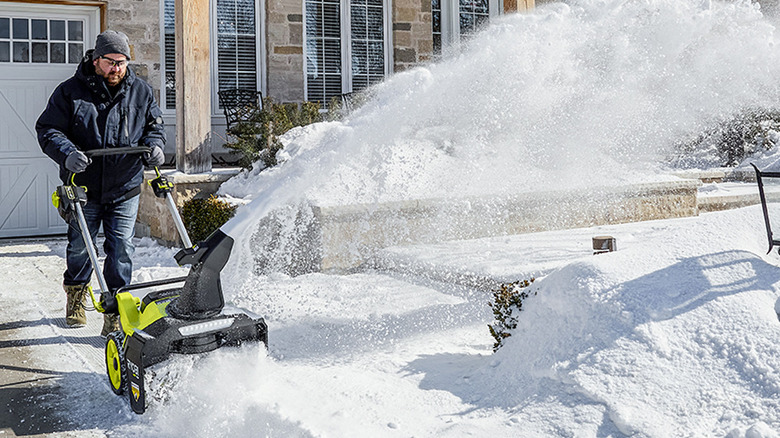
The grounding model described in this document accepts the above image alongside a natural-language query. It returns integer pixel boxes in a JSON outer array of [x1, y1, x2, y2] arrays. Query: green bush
[[488, 278, 536, 352], [180, 195, 237, 243], [673, 107, 780, 167], [224, 97, 322, 170]]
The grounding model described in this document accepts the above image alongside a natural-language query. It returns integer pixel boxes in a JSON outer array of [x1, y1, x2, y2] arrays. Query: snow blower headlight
[[178, 318, 235, 337]]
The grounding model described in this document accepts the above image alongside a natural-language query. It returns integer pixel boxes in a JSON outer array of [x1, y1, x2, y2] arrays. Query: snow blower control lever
[[148, 168, 193, 249]]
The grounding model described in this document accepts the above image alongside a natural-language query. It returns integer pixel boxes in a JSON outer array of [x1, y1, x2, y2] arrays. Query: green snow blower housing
[[106, 230, 267, 414]]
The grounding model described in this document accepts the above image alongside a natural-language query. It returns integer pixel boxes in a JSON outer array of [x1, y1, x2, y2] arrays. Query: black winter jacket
[[36, 50, 166, 203]]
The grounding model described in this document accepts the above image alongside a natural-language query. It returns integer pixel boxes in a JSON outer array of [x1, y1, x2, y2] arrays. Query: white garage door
[[0, 2, 99, 238]]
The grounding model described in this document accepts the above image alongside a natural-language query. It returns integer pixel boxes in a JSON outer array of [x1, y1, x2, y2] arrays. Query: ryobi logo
[[128, 360, 139, 377]]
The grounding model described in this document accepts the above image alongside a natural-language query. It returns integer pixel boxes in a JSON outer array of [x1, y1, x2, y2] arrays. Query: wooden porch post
[[174, 0, 212, 173], [505, 0, 535, 13]]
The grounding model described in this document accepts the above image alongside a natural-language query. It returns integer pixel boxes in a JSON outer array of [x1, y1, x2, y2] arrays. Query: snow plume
[[218, 0, 780, 277]]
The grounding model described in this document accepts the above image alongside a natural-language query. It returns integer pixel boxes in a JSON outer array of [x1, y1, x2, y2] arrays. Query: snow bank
[[463, 207, 780, 435]]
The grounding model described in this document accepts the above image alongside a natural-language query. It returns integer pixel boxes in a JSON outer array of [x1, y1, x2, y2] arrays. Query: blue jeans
[[64, 194, 139, 292]]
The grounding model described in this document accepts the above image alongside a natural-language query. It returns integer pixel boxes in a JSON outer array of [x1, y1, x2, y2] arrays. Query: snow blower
[[52, 146, 267, 414]]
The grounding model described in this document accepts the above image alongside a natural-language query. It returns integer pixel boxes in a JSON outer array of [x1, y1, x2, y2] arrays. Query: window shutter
[[164, 0, 175, 109], [305, 0, 342, 106], [217, 0, 257, 107]]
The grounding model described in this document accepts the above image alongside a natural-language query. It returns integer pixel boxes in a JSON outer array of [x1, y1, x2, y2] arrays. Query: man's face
[[93, 53, 128, 86]]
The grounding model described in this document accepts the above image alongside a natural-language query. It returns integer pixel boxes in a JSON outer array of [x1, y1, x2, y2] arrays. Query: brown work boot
[[64, 284, 89, 327], [101, 314, 120, 337]]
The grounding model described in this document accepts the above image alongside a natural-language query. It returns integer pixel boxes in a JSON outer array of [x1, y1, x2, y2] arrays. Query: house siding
[[392, 0, 432, 71], [266, 0, 305, 102], [105, 0, 163, 104]]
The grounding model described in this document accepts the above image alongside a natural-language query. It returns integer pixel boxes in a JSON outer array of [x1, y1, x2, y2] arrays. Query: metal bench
[[217, 88, 263, 132]]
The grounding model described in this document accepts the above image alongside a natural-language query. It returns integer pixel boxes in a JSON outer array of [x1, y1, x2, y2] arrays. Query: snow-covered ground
[[4, 205, 780, 437]]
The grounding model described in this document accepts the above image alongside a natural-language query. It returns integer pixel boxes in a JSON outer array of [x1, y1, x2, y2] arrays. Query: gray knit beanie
[[92, 30, 131, 60]]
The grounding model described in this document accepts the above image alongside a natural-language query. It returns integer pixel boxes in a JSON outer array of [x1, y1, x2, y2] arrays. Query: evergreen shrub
[[672, 107, 780, 167], [488, 278, 536, 352], [180, 195, 237, 243], [224, 97, 322, 170]]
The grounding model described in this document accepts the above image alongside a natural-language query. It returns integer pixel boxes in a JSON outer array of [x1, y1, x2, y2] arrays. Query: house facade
[[0, 0, 533, 237]]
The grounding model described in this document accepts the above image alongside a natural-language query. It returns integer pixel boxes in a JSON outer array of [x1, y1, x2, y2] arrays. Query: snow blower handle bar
[[66, 147, 155, 184], [82, 146, 152, 157], [65, 146, 154, 312]]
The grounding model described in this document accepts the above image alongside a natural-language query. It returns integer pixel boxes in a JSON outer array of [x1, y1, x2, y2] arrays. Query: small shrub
[[224, 97, 322, 170], [325, 91, 371, 121], [180, 195, 237, 243], [488, 278, 536, 352], [672, 107, 780, 167]]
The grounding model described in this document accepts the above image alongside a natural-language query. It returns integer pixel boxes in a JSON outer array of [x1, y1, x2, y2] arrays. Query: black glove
[[64, 150, 90, 173], [143, 146, 165, 167]]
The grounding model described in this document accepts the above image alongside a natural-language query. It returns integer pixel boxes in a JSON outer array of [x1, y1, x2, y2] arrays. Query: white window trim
[[0, 2, 99, 62], [159, 0, 266, 119], [209, 0, 266, 118], [440, 0, 502, 49], [304, 0, 393, 101]]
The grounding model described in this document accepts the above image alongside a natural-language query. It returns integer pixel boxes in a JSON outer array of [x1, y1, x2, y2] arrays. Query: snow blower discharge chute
[[52, 147, 267, 414]]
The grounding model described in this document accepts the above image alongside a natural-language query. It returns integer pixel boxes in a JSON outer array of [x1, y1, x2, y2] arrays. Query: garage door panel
[[0, 3, 97, 237], [0, 78, 70, 157], [0, 87, 39, 155], [0, 158, 65, 237]]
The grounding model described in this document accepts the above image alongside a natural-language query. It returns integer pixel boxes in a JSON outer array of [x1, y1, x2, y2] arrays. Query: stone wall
[[266, 0, 306, 102], [104, 0, 163, 103], [311, 180, 701, 271], [392, 0, 433, 71], [248, 179, 702, 274]]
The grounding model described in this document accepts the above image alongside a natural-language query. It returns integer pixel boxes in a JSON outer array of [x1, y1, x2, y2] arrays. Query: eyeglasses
[[100, 55, 128, 69]]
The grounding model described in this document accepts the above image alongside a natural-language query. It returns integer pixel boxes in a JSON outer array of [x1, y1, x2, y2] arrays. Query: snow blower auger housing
[[113, 229, 267, 414], [54, 147, 267, 415]]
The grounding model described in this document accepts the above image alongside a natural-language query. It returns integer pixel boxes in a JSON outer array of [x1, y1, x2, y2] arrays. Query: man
[[37, 30, 166, 336]]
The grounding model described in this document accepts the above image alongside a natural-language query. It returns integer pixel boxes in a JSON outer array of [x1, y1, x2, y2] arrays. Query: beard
[[94, 62, 126, 86], [104, 71, 125, 86]]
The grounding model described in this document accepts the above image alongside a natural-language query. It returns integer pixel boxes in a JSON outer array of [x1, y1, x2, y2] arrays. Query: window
[[163, 1, 175, 108], [305, 0, 389, 106], [0, 16, 83, 64], [162, 0, 259, 111], [216, 0, 257, 93], [431, 0, 499, 56], [305, 0, 342, 104], [432, 0, 442, 55], [458, 0, 490, 38], [350, 0, 385, 91]]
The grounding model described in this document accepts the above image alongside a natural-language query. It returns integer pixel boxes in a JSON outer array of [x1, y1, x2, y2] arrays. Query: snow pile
[[465, 207, 780, 436]]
